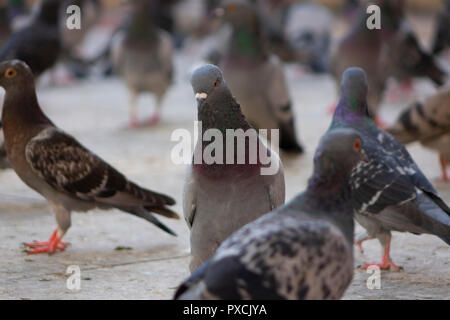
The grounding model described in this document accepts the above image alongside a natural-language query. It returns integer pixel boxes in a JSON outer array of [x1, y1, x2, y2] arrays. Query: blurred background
[[0, 0, 448, 299]]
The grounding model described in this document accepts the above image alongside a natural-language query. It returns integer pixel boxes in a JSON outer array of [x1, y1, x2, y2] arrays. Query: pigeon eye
[[5, 68, 16, 78], [353, 139, 361, 152], [213, 79, 219, 88]]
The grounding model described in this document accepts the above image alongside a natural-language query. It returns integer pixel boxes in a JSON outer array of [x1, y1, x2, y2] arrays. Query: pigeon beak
[[195, 93, 208, 101]]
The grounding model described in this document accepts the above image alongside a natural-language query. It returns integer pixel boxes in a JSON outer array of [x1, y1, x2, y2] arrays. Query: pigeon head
[[0, 60, 35, 91], [190, 64, 228, 104], [339, 67, 370, 117], [312, 128, 368, 182], [190, 64, 249, 131]]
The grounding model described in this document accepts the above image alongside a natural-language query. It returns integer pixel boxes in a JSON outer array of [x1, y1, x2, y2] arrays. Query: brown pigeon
[[0, 60, 179, 254]]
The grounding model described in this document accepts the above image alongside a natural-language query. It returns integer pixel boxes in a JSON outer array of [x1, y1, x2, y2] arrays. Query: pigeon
[[175, 128, 367, 300], [184, 64, 285, 272], [259, 0, 332, 73], [217, 0, 304, 153], [329, 67, 450, 270], [0, 0, 61, 77], [380, 21, 447, 89], [329, 0, 403, 120], [432, 0, 450, 55], [112, 0, 174, 127], [0, 60, 179, 254], [386, 85, 450, 181]]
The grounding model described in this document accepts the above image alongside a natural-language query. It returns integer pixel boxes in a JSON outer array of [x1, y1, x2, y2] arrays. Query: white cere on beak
[[195, 92, 208, 100]]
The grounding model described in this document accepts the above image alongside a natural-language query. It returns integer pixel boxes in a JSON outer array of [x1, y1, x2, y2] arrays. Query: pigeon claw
[[359, 258, 402, 271], [374, 117, 386, 129], [327, 101, 337, 115], [129, 117, 141, 128], [24, 229, 68, 255], [144, 113, 161, 126]]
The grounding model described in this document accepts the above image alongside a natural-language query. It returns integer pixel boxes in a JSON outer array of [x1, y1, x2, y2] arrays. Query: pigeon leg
[[374, 117, 386, 129], [327, 101, 337, 115], [359, 234, 401, 271], [129, 90, 140, 128], [439, 154, 448, 181], [24, 229, 68, 254], [145, 96, 163, 126], [354, 231, 373, 254]]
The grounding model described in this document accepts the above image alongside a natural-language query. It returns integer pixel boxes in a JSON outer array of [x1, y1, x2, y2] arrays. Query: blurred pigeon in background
[[0, 60, 179, 254], [0, 0, 62, 78], [330, 67, 450, 270], [329, 0, 404, 121], [381, 21, 447, 93], [258, 0, 332, 73], [175, 128, 366, 300], [184, 64, 285, 272], [112, 0, 174, 127], [432, 0, 450, 56], [218, 0, 304, 153], [387, 85, 450, 181]]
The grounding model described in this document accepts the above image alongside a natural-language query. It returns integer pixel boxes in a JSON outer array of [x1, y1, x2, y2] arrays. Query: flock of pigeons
[[0, 0, 449, 300]]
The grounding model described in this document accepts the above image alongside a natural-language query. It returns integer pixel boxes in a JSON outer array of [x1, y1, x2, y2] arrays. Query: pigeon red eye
[[213, 79, 219, 88], [5, 68, 16, 78], [353, 139, 361, 151]]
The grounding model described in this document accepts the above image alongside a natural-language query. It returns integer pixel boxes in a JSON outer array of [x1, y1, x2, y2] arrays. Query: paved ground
[[0, 19, 449, 299]]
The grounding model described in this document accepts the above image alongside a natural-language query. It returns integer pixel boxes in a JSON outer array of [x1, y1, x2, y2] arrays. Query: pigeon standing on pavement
[[112, 0, 174, 127], [329, 0, 403, 120], [387, 85, 450, 181], [0, 60, 179, 254], [0, 0, 61, 77], [218, 0, 304, 153], [175, 128, 367, 300], [329, 67, 450, 270], [184, 64, 285, 272]]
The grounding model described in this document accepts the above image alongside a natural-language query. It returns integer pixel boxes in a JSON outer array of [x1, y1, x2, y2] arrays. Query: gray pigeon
[[387, 85, 450, 181], [0, 0, 61, 77], [184, 64, 285, 272], [329, 0, 403, 120], [217, 0, 304, 153], [175, 128, 367, 300], [112, 0, 174, 127], [330, 67, 450, 270], [0, 60, 179, 254]]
